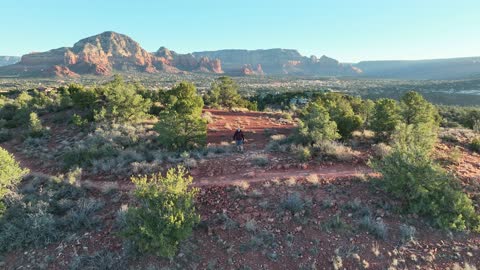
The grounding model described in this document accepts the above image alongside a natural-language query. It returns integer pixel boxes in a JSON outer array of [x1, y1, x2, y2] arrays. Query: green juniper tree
[[371, 94, 480, 232], [28, 112, 45, 138], [155, 82, 207, 150], [400, 91, 440, 127], [204, 76, 256, 110], [295, 101, 340, 145], [0, 147, 29, 215], [371, 98, 401, 141], [122, 166, 200, 258]]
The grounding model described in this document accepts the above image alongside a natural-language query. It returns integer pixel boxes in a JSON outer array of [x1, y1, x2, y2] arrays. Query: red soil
[[205, 109, 294, 148]]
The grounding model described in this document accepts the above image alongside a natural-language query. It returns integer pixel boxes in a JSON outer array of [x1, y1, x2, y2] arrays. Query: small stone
[[352, 253, 361, 261]]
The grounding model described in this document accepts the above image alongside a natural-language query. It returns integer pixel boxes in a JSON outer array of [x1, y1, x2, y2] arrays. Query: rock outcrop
[[153, 47, 223, 74], [47, 65, 79, 77], [240, 64, 265, 75], [0, 32, 222, 77], [193, 49, 360, 76]]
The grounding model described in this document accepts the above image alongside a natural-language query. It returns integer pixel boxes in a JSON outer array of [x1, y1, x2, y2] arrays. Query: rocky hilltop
[[193, 49, 361, 76], [0, 56, 20, 67], [0, 32, 222, 77]]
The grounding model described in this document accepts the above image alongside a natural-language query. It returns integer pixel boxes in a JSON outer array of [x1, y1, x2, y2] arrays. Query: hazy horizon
[[2, 0, 479, 62]]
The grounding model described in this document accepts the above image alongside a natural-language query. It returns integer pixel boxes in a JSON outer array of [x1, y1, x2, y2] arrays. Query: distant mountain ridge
[[354, 57, 480, 80], [0, 31, 359, 78], [1, 31, 480, 79], [193, 49, 360, 76], [0, 56, 20, 67]]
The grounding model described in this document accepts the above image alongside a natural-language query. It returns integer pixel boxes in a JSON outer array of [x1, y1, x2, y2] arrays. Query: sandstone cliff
[[0, 32, 222, 77], [193, 49, 361, 76]]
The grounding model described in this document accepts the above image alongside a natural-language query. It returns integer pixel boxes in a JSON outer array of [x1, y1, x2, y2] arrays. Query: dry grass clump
[[284, 176, 297, 186], [201, 111, 214, 124], [251, 154, 269, 167], [290, 144, 311, 162], [270, 134, 286, 141], [314, 141, 358, 162], [231, 107, 250, 112], [305, 173, 320, 185], [439, 128, 477, 143], [372, 143, 392, 158], [234, 180, 250, 190], [450, 263, 478, 270], [351, 130, 375, 147]]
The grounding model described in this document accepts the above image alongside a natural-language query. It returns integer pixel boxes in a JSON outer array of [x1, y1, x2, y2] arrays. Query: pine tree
[[371, 98, 401, 141]]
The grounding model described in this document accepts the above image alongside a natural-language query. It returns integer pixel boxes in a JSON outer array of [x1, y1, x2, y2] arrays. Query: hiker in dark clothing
[[233, 128, 245, 152]]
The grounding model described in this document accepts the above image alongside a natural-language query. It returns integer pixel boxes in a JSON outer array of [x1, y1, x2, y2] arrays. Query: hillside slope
[[355, 57, 480, 79]]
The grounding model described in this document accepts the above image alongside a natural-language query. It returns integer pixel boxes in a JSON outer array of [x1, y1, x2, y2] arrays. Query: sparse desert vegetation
[[0, 75, 479, 269]]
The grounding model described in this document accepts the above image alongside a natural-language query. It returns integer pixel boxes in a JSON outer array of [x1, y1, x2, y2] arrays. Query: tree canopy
[[155, 82, 206, 150], [295, 101, 340, 145]]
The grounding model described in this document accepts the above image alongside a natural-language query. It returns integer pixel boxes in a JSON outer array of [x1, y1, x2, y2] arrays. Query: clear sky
[[1, 0, 479, 62]]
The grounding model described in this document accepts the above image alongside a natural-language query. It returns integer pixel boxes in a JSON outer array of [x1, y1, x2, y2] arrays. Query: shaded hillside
[[355, 57, 480, 80], [0, 56, 20, 67]]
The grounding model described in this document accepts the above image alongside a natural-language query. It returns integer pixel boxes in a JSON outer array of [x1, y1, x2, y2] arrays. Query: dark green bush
[[370, 98, 401, 141], [71, 114, 88, 128], [28, 112, 48, 138], [0, 129, 12, 143], [294, 102, 340, 145], [204, 76, 253, 109], [471, 137, 480, 153], [0, 147, 29, 215], [321, 93, 365, 138], [281, 193, 305, 214], [62, 143, 119, 168], [0, 173, 103, 252], [69, 249, 122, 270], [373, 150, 480, 231], [155, 112, 207, 151], [155, 82, 207, 150], [121, 166, 200, 258]]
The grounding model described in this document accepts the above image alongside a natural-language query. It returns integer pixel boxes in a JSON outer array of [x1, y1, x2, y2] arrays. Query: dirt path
[[6, 144, 373, 191], [194, 163, 374, 187], [206, 109, 294, 148], [79, 163, 374, 192]]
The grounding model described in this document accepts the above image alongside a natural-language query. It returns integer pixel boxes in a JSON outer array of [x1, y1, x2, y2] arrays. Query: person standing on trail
[[233, 128, 245, 152]]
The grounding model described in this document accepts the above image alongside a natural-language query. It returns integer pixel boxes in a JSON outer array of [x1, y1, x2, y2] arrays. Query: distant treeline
[[251, 90, 480, 130]]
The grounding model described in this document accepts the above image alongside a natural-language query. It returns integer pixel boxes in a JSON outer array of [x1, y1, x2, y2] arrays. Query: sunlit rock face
[[193, 49, 361, 76], [0, 31, 223, 77], [154, 47, 223, 74]]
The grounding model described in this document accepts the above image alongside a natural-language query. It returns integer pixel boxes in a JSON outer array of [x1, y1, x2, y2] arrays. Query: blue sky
[[1, 0, 479, 62]]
